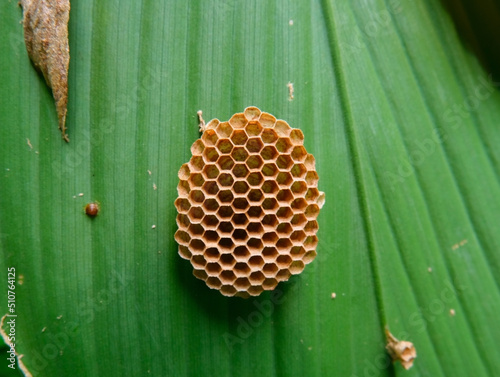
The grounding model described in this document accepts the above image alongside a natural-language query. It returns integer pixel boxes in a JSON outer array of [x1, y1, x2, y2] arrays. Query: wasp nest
[[174, 107, 325, 298]]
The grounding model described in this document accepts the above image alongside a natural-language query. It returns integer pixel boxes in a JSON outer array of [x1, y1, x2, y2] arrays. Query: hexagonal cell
[[262, 197, 278, 212], [304, 235, 319, 248], [231, 129, 248, 146], [277, 238, 292, 249], [190, 139, 205, 156], [246, 138, 264, 153], [232, 213, 249, 226], [203, 147, 220, 163], [246, 155, 263, 170], [247, 238, 263, 250], [202, 215, 218, 229], [191, 254, 206, 268], [248, 285, 264, 296], [206, 118, 220, 130], [276, 255, 292, 268], [248, 206, 264, 219], [305, 187, 320, 201], [262, 163, 278, 177], [229, 113, 247, 129], [291, 163, 307, 178], [291, 181, 307, 195], [261, 214, 279, 228], [305, 171, 319, 186], [289, 260, 305, 275], [244, 106, 261, 121], [247, 222, 264, 235], [201, 128, 218, 147], [177, 180, 190, 196], [261, 181, 279, 195], [276, 172, 293, 186], [206, 262, 222, 276], [304, 154, 316, 170], [220, 285, 238, 296], [276, 155, 293, 170], [217, 155, 234, 171], [276, 206, 293, 220], [260, 145, 278, 160], [218, 221, 234, 234], [276, 269, 291, 281], [276, 223, 293, 236], [220, 270, 237, 283], [303, 250, 317, 264], [305, 204, 320, 219], [234, 246, 250, 261], [289, 129, 304, 145], [276, 189, 293, 203], [231, 147, 249, 162], [291, 198, 308, 212], [204, 230, 219, 243], [205, 247, 220, 262], [189, 157, 205, 173], [232, 228, 248, 242], [248, 189, 263, 203], [275, 138, 293, 153], [233, 180, 250, 194], [176, 214, 190, 229], [206, 276, 222, 289], [216, 122, 233, 138], [203, 198, 219, 213], [234, 263, 251, 277], [216, 138, 233, 154], [263, 263, 279, 277], [174, 230, 190, 246], [232, 163, 249, 178], [234, 277, 251, 290], [189, 173, 205, 188], [247, 172, 264, 187], [248, 255, 265, 269], [175, 198, 191, 213], [249, 271, 266, 284], [217, 190, 234, 203], [232, 197, 249, 212], [245, 121, 263, 136], [261, 128, 278, 144], [274, 120, 291, 137], [178, 245, 191, 260], [289, 245, 305, 258], [291, 146, 307, 161], [217, 205, 234, 218], [262, 278, 278, 290], [304, 220, 319, 234], [290, 213, 307, 227], [202, 180, 219, 196], [290, 230, 306, 244], [189, 190, 205, 204], [193, 269, 208, 281], [218, 173, 234, 187], [259, 112, 276, 128], [262, 231, 278, 245], [262, 247, 278, 261], [188, 206, 204, 222], [219, 247, 236, 262]]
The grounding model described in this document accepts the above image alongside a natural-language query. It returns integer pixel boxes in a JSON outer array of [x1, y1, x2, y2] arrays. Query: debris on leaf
[[21, 0, 71, 142], [287, 82, 294, 101], [197, 110, 206, 133], [385, 328, 416, 370]]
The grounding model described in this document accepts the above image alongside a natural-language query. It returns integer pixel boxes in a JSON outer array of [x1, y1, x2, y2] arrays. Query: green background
[[1, 0, 499, 376]]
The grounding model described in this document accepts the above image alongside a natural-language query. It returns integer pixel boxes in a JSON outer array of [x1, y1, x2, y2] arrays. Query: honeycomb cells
[[174, 107, 325, 298]]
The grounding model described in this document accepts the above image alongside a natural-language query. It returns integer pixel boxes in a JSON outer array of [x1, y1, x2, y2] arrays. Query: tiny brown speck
[[85, 202, 99, 217]]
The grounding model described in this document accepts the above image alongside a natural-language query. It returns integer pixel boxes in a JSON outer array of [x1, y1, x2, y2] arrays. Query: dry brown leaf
[[385, 328, 417, 370], [21, 0, 70, 142]]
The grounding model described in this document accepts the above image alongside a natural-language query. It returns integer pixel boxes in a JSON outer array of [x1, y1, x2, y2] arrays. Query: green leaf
[[1, 1, 499, 376]]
